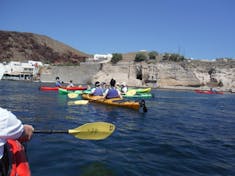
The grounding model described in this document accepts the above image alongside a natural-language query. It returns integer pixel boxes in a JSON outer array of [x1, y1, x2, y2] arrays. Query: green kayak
[[59, 88, 89, 95], [123, 93, 152, 98], [128, 87, 151, 93], [58, 88, 73, 94], [82, 89, 92, 94]]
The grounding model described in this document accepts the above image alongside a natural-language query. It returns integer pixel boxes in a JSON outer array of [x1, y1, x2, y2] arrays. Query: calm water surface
[[0, 80, 234, 176]]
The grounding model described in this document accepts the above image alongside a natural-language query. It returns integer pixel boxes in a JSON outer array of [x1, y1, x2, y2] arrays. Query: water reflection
[[80, 161, 115, 176]]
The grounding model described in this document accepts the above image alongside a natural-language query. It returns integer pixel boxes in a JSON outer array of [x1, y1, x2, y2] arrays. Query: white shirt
[[0, 107, 24, 159], [90, 87, 96, 94], [121, 86, 128, 94]]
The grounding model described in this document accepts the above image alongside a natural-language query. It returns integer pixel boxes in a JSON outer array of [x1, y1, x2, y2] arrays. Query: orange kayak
[[82, 94, 143, 110]]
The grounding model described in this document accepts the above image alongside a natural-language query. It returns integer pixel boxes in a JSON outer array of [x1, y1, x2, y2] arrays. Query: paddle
[[67, 100, 89, 105], [68, 90, 84, 98], [34, 122, 115, 140], [68, 93, 79, 99], [125, 89, 136, 96]]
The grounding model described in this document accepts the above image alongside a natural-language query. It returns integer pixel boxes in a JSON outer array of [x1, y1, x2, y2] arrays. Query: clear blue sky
[[1, 0, 235, 59]]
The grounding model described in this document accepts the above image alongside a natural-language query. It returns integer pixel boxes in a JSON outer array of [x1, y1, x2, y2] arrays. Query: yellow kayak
[[82, 94, 146, 111]]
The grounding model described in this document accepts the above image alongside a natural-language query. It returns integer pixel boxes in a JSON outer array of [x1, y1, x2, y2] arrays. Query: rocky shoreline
[[39, 59, 235, 93]]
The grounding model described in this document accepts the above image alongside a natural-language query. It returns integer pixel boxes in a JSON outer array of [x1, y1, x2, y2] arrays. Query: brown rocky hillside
[[0, 30, 90, 64]]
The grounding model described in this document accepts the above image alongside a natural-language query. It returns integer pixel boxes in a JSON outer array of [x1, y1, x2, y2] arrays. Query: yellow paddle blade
[[126, 89, 136, 96], [67, 100, 89, 105], [68, 122, 115, 140], [68, 93, 79, 99]]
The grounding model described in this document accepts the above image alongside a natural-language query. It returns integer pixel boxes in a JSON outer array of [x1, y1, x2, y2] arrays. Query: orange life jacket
[[7, 139, 31, 176]]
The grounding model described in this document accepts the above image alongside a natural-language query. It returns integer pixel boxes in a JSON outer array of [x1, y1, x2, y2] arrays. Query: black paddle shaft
[[34, 130, 68, 134]]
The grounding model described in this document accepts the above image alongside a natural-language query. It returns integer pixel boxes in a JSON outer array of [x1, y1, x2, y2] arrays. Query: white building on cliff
[[0, 63, 5, 80], [86, 54, 113, 63]]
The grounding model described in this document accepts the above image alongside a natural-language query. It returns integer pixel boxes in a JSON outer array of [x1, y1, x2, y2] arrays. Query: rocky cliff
[[40, 59, 235, 91], [88, 59, 235, 91], [0, 30, 90, 64]]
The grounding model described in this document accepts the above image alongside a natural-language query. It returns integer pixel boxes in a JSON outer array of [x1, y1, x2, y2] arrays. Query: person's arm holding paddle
[[0, 107, 34, 159], [18, 124, 34, 143]]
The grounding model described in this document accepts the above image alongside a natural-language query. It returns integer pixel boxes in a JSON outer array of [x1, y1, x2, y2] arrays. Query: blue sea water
[[0, 80, 234, 176]]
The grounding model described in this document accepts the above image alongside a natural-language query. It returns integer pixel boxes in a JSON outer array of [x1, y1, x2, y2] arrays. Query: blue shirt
[[92, 87, 103, 96], [105, 88, 120, 99], [55, 81, 62, 87]]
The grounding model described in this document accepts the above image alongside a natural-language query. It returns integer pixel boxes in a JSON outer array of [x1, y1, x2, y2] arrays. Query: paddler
[[55, 76, 62, 87], [120, 82, 128, 94], [90, 81, 104, 96], [67, 80, 74, 88], [0, 107, 34, 175], [103, 79, 122, 99]]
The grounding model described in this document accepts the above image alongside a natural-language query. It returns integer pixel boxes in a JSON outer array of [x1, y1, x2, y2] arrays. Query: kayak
[[1, 139, 31, 176], [82, 94, 147, 111], [40, 86, 87, 91], [195, 89, 224, 94], [58, 88, 72, 94], [82, 89, 92, 94], [129, 87, 151, 93], [136, 87, 151, 93], [123, 93, 153, 98]]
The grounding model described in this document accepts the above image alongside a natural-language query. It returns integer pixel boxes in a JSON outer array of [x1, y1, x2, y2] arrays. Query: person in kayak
[[0, 107, 34, 175], [101, 82, 108, 93], [90, 81, 104, 96], [55, 76, 62, 87], [210, 87, 216, 93], [103, 79, 122, 99], [67, 80, 74, 88], [120, 82, 128, 94]]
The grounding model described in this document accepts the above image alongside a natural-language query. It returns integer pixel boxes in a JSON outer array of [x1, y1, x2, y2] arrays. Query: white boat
[[0, 63, 5, 80]]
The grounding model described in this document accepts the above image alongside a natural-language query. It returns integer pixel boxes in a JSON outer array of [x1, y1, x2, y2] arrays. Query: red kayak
[[1, 139, 31, 176], [194, 89, 224, 94], [40, 86, 87, 91]]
